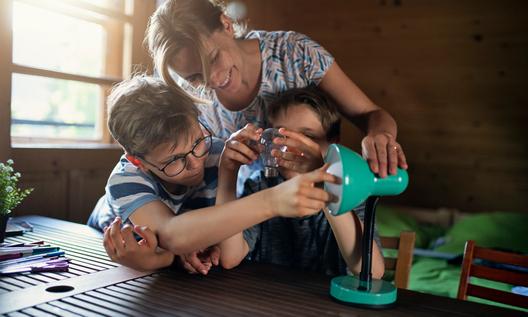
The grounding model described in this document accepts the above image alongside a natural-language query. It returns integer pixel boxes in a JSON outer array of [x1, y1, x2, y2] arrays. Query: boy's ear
[[125, 154, 142, 167]]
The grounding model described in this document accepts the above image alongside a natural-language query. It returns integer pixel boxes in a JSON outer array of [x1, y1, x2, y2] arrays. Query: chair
[[457, 240, 528, 309], [380, 231, 416, 289]]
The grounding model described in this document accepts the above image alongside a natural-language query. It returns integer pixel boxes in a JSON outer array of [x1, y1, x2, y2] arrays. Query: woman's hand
[[361, 132, 408, 178], [220, 123, 262, 172], [103, 217, 173, 271], [177, 245, 221, 275], [271, 128, 324, 178]]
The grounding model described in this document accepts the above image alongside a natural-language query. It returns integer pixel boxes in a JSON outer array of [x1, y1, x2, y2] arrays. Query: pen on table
[[1, 259, 70, 275], [0, 246, 59, 256], [0, 247, 60, 261], [1, 257, 71, 270], [0, 241, 45, 248], [0, 251, 65, 268]]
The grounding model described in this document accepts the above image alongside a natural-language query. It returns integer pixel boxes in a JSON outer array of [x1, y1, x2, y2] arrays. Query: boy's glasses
[[141, 122, 212, 177]]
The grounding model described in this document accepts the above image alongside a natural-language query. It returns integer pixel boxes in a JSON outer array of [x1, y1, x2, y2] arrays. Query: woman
[[146, 0, 408, 179]]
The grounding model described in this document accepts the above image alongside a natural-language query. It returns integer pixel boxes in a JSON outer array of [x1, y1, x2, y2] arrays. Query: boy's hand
[[271, 128, 324, 178], [103, 217, 173, 271], [361, 132, 408, 178], [220, 124, 262, 172], [269, 164, 338, 218], [178, 245, 220, 275]]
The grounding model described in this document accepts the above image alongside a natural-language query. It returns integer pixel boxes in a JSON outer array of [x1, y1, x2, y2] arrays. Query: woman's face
[[171, 26, 246, 105]]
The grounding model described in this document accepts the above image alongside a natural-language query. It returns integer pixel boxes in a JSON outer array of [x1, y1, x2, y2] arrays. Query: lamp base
[[330, 275, 397, 309]]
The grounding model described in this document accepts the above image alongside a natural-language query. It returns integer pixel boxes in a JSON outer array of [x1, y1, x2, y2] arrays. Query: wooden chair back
[[457, 240, 528, 309], [380, 231, 416, 289]]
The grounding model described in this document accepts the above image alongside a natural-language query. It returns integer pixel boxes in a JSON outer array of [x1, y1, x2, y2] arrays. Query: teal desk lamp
[[324, 144, 409, 308]]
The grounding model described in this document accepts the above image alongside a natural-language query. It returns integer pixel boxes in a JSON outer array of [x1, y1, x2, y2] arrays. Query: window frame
[[0, 0, 155, 150]]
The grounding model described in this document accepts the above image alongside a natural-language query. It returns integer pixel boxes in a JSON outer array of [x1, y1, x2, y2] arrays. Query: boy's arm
[[323, 208, 385, 279], [129, 166, 337, 256], [215, 168, 250, 269], [104, 218, 174, 271], [105, 208, 219, 274]]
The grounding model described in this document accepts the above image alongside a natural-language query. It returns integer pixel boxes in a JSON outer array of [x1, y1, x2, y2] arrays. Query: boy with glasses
[[88, 76, 337, 273]]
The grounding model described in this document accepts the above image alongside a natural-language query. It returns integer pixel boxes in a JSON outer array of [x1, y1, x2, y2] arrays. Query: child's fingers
[[226, 140, 259, 161], [109, 218, 126, 256], [121, 224, 138, 248], [133, 225, 157, 248], [185, 253, 210, 275], [272, 149, 304, 162], [209, 245, 221, 266], [299, 197, 327, 214], [225, 147, 255, 165], [103, 225, 117, 260], [304, 164, 339, 184], [182, 261, 199, 274], [273, 135, 303, 153], [299, 185, 336, 203], [238, 124, 263, 141], [278, 128, 314, 144]]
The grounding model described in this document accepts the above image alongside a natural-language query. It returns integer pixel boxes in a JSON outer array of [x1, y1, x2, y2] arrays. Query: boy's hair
[[107, 75, 200, 158], [146, 0, 247, 91], [268, 86, 341, 141]]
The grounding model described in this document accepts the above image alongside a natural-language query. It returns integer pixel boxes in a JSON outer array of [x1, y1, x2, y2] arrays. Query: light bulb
[[259, 128, 286, 178]]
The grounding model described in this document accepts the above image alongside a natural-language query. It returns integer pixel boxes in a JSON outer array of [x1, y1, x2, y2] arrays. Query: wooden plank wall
[[243, 0, 528, 212], [11, 148, 122, 223]]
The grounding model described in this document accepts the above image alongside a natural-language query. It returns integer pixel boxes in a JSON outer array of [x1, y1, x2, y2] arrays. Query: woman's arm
[[323, 208, 385, 279], [319, 62, 408, 178]]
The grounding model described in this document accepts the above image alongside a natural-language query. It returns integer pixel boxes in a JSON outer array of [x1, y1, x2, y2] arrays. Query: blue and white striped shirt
[[88, 138, 223, 231]]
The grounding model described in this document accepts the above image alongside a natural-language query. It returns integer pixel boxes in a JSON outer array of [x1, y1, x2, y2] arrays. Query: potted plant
[[0, 159, 33, 243]]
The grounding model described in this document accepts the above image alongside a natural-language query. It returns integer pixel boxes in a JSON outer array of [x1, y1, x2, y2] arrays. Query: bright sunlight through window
[[9, 0, 136, 144]]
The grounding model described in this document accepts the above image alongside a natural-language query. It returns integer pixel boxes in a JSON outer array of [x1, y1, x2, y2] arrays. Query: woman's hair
[[107, 74, 200, 158], [145, 0, 246, 91], [268, 85, 341, 141]]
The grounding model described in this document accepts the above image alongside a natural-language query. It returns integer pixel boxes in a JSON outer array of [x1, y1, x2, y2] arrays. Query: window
[[1, 0, 155, 145]]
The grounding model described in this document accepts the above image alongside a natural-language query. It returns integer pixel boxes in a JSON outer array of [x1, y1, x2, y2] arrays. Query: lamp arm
[[358, 196, 379, 290]]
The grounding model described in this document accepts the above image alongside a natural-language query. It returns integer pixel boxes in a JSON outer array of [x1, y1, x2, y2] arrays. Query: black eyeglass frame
[[140, 121, 213, 177]]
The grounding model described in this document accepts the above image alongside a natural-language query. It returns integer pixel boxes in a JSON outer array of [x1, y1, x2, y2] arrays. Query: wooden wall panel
[[243, 0, 528, 212], [11, 148, 122, 222], [13, 171, 69, 220], [68, 169, 109, 224]]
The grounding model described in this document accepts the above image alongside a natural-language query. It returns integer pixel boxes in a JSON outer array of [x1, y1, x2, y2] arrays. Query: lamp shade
[[324, 144, 409, 215]]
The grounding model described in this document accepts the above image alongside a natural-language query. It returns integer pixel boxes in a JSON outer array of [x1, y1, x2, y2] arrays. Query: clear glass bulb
[[259, 128, 286, 178]]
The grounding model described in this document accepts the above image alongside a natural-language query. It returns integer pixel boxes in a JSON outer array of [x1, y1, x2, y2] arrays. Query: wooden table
[[0, 216, 525, 316]]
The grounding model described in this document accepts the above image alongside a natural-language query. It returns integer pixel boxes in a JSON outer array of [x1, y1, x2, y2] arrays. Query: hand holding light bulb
[[220, 124, 262, 172], [268, 128, 325, 178]]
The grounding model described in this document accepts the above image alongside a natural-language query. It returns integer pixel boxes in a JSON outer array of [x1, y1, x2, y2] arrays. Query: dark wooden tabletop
[[0, 216, 525, 317]]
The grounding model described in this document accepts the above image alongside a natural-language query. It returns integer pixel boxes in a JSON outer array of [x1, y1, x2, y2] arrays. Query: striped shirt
[[88, 138, 223, 231]]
